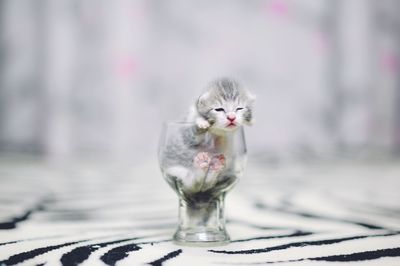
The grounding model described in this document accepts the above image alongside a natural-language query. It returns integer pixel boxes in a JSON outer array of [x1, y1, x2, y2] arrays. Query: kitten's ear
[[247, 92, 256, 103], [197, 92, 210, 108], [243, 107, 254, 126], [244, 118, 255, 126]]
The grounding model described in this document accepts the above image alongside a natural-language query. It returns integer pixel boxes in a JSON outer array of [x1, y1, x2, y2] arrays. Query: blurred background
[[0, 0, 400, 163]]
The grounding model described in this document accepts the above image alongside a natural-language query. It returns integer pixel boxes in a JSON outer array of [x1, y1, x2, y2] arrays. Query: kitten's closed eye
[[236, 107, 244, 111], [214, 108, 225, 112]]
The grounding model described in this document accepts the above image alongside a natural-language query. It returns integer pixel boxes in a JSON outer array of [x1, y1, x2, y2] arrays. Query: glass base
[[173, 228, 230, 246]]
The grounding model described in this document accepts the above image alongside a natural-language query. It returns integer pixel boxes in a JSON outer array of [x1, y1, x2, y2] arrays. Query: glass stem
[[174, 193, 229, 244]]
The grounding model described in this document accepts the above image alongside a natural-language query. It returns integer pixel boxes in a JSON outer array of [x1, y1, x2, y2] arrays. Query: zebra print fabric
[[0, 160, 399, 265]]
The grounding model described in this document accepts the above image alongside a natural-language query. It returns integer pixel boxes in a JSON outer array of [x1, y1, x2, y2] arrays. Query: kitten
[[188, 78, 255, 133], [162, 78, 255, 196]]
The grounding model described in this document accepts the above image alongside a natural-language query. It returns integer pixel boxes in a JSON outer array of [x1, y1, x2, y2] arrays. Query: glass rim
[[162, 121, 245, 131], [162, 120, 195, 125]]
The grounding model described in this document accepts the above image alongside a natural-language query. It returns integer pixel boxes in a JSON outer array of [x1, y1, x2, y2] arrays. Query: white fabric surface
[[0, 159, 399, 265]]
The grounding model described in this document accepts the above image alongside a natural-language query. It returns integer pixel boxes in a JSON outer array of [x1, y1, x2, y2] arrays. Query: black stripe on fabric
[[0, 240, 19, 246], [224, 247, 400, 264], [100, 243, 141, 266], [0, 197, 52, 230], [60, 246, 96, 266], [227, 219, 296, 231], [0, 235, 67, 247], [60, 238, 139, 266], [209, 233, 399, 254], [0, 240, 87, 265], [255, 201, 387, 230], [147, 249, 183, 266], [231, 231, 313, 243], [311, 247, 400, 262], [0, 205, 44, 230], [135, 239, 171, 245]]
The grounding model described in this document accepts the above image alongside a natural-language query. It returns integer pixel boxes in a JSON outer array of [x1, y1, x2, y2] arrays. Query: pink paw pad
[[210, 154, 226, 171], [193, 152, 211, 170]]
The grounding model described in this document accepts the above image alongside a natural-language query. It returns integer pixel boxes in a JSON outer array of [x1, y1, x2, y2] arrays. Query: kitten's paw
[[196, 118, 210, 129], [193, 152, 211, 170], [210, 154, 226, 172]]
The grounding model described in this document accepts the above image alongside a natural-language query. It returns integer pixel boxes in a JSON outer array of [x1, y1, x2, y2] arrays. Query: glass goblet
[[158, 122, 247, 246]]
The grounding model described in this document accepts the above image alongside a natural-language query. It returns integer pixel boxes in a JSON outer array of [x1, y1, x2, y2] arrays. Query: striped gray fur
[[161, 125, 204, 169], [162, 78, 254, 171]]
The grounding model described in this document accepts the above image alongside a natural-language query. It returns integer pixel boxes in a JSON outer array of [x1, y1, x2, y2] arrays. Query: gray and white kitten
[[162, 78, 255, 195], [187, 78, 255, 133]]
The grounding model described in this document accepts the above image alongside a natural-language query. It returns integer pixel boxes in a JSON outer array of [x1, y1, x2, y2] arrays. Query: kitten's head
[[197, 78, 255, 132]]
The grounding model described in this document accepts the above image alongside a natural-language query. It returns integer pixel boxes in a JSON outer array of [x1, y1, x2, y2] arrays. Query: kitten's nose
[[227, 113, 236, 121]]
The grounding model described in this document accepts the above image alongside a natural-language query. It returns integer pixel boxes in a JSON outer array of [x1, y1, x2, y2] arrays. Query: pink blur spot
[[381, 51, 399, 74], [129, 6, 146, 18], [264, 0, 289, 17], [313, 32, 331, 53], [115, 57, 137, 78]]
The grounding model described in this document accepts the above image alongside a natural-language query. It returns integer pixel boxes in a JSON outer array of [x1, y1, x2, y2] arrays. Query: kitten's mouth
[[226, 122, 236, 128]]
